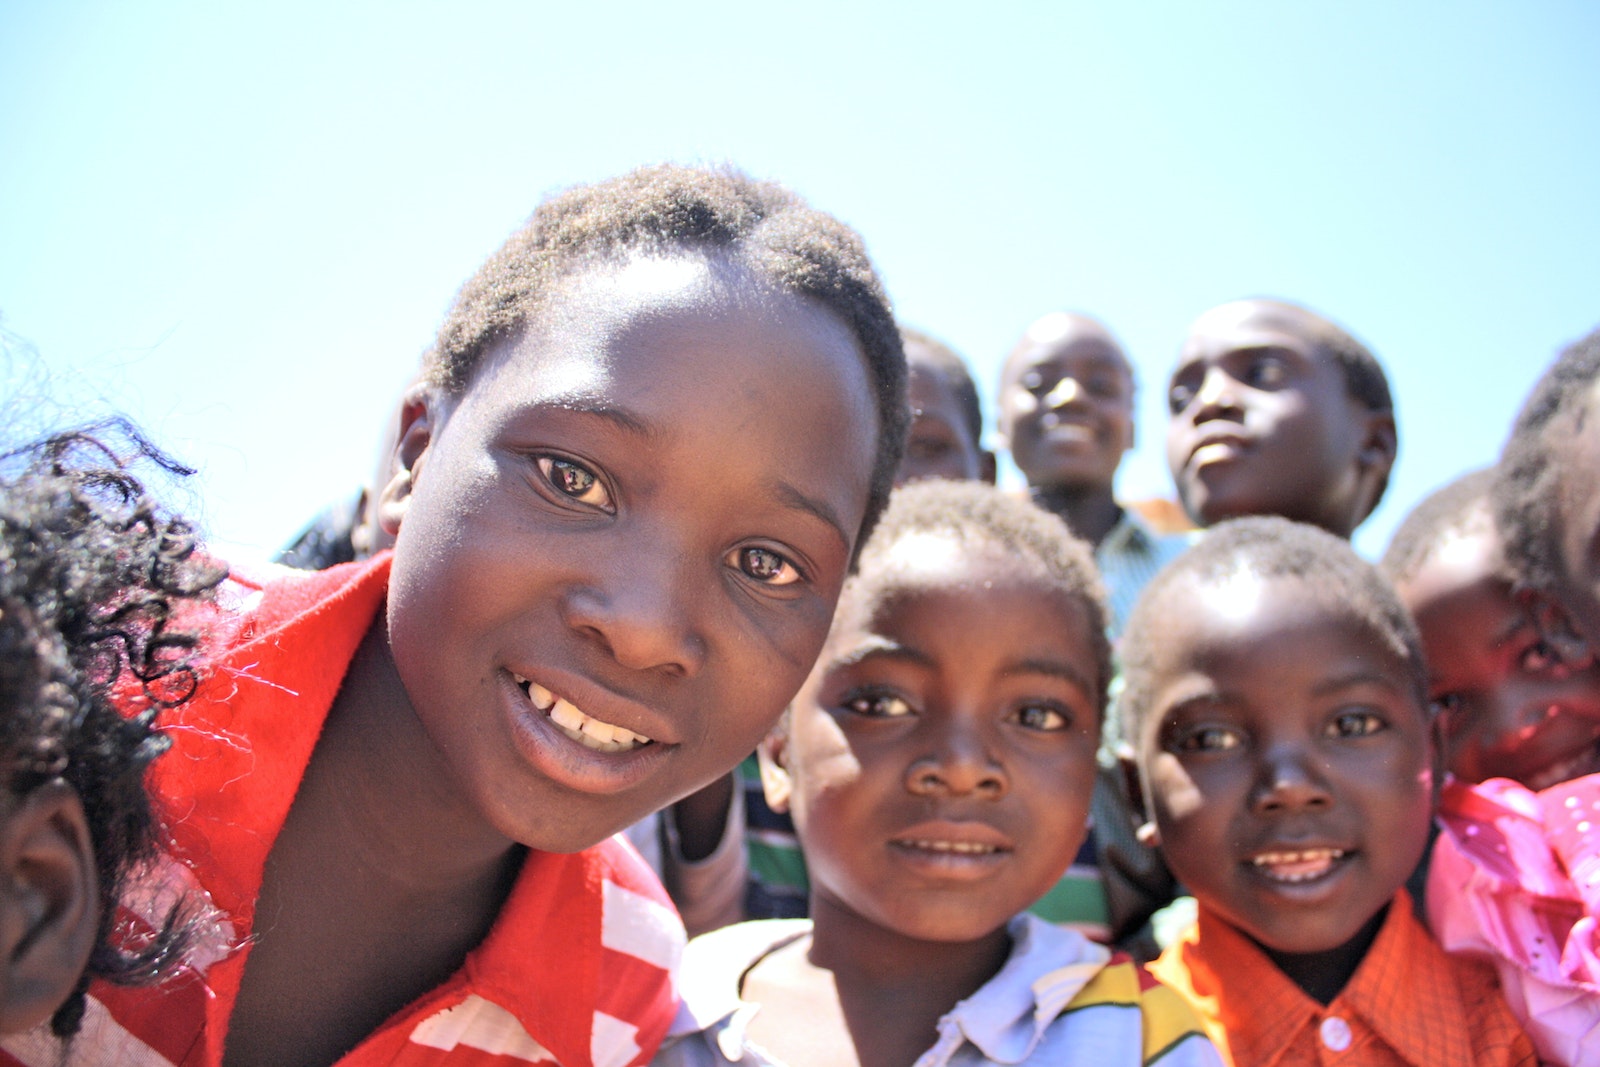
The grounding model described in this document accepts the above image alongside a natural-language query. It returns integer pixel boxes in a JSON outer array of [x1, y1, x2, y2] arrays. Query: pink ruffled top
[[1429, 772, 1600, 1066]]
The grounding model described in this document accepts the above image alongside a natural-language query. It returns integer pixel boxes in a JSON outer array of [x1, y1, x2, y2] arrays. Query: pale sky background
[[3, 1, 1597, 563]]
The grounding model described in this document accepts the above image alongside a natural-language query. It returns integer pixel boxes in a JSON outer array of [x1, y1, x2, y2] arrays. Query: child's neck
[[223, 620, 525, 1067], [742, 894, 1011, 1067], [1260, 904, 1388, 1006], [1028, 484, 1122, 549]]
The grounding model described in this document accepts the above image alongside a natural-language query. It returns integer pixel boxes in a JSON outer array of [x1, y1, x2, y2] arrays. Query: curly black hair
[[1379, 467, 1497, 585], [0, 420, 224, 1036], [1492, 326, 1600, 595], [424, 163, 909, 555], [1118, 516, 1426, 744], [838, 479, 1112, 722]]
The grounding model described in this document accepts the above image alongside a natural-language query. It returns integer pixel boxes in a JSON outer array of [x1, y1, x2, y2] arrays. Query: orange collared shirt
[[1148, 893, 1536, 1067]]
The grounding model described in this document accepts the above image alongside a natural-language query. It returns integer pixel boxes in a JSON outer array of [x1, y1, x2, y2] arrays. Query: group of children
[[2, 161, 1599, 1066]]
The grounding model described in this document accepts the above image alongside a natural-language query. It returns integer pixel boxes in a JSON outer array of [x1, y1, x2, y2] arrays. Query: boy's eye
[[1174, 725, 1241, 753], [734, 546, 802, 586], [1014, 703, 1070, 731], [1086, 374, 1124, 401], [1168, 380, 1197, 414], [1021, 370, 1049, 395], [537, 456, 612, 510], [1245, 354, 1289, 389], [1326, 710, 1386, 738], [842, 691, 914, 718]]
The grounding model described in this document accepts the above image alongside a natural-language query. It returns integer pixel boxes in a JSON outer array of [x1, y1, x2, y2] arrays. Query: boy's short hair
[[0, 421, 225, 1036], [1493, 326, 1600, 594], [1379, 467, 1496, 585], [845, 479, 1112, 718], [1119, 516, 1425, 742], [899, 326, 983, 449], [425, 164, 909, 549]]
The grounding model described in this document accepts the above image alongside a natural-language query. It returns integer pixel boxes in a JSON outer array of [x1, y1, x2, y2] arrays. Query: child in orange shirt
[[1126, 517, 1535, 1065], [3, 165, 910, 1067]]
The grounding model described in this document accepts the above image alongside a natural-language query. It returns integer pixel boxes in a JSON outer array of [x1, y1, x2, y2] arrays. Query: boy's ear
[[0, 782, 99, 1036], [1357, 412, 1398, 476], [755, 729, 793, 814], [378, 385, 445, 538], [1117, 746, 1160, 849], [979, 449, 998, 486]]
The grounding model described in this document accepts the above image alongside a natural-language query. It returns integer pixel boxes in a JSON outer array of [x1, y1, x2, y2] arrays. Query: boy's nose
[[1251, 746, 1332, 814], [1043, 377, 1085, 411], [1190, 366, 1244, 420], [560, 542, 707, 678], [905, 720, 1007, 799]]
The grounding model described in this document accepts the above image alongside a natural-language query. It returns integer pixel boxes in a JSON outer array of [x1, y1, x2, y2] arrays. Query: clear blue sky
[[3, 1, 1597, 561]]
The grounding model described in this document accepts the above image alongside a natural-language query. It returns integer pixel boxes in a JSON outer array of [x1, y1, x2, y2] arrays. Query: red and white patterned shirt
[[2, 554, 685, 1067]]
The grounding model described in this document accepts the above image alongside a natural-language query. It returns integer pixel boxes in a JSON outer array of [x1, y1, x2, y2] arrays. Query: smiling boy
[[1126, 518, 1535, 1066], [1165, 299, 1397, 539], [659, 481, 1217, 1067]]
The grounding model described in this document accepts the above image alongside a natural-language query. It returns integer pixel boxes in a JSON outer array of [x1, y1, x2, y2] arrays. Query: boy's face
[[998, 315, 1133, 493], [384, 255, 879, 853], [771, 539, 1101, 943], [1165, 302, 1387, 535], [1135, 573, 1433, 955], [1397, 521, 1600, 789], [897, 354, 988, 487], [1545, 386, 1600, 652]]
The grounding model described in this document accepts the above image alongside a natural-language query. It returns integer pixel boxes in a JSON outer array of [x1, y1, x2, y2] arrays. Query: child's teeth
[[527, 682, 555, 710], [549, 699, 585, 731], [1252, 848, 1345, 882], [908, 839, 997, 854], [579, 717, 616, 743], [539, 694, 654, 752]]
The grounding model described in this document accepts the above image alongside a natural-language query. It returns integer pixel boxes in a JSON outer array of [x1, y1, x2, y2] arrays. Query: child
[[896, 327, 995, 487], [1409, 327, 1600, 1066], [1382, 468, 1600, 791], [735, 325, 994, 925], [659, 480, 1217, 1066], [0, 423, 223, 1039], [13, 165, 910, 1067], [1164, 299, 1397, 539], [1126, 517, 1536, 1065], [996, 311, 1185, 948]]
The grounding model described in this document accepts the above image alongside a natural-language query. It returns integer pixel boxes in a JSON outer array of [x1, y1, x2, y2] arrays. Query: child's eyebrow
[[1308, 668, 1407, 698], [1006, 657, 1095, 694], [543, 395, 655, 438], [772, 481, 850, 554], [829, 638, 929, 671]]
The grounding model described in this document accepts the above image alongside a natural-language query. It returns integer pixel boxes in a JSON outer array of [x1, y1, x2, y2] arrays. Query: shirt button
[[1320, 1015, 1352, 1052]]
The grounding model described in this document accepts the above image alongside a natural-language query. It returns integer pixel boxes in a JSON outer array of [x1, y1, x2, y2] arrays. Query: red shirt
[[2, 555, 683, 1067], [1149, 894, 1536, 1067]]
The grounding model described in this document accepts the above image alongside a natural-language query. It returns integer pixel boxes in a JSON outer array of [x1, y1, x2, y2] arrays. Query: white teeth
[[512, 675, 655, 753], [906, 839, 997, 854], [549, 699, 585, 732], [1251, 848, 1346, 883]]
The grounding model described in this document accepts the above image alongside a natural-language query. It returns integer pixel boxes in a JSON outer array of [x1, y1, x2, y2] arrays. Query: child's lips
[[1518, 740, 1600, 792], [888, 820, 1014, 876], [1188, 429, 1252, 467]]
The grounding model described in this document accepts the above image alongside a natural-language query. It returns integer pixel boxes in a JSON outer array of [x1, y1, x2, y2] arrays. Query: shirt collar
[[941, 914, 1111, 1064]]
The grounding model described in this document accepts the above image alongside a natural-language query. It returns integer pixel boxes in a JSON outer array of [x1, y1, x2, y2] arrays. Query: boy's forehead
[[1003, 314, 1129, 382], [1184, 300, 1326, 356]]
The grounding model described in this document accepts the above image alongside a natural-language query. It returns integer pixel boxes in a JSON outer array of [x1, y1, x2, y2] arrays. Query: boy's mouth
[[511, 673, 654, 754], [1249, 847, 1347, 883]]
